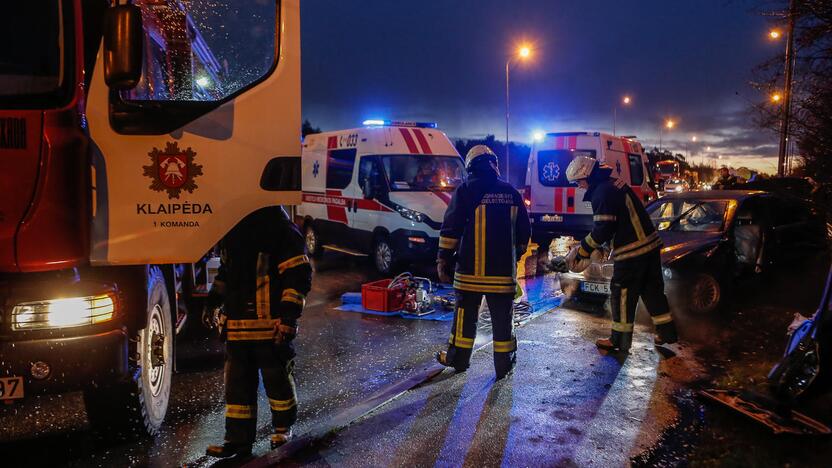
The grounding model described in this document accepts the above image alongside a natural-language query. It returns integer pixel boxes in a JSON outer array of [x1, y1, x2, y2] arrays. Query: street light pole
[[778, 0, 797, 177], [505, 59, 511, 182]]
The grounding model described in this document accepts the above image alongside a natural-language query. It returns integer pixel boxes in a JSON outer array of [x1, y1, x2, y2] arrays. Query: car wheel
[[688, 273, 721, 314], [305, 223, 322, 258], [373, 236, 395, 275], [84, 267, 173, 438]]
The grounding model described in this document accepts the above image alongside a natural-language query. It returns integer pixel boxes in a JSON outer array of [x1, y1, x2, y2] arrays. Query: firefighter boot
[[270, 428, 292, 450], [654, 322, 678, 346], [205, 441, 253, 459], [435, 351, 468, 372], [494, 351, 516, 380], [596, 334, 632, 354]]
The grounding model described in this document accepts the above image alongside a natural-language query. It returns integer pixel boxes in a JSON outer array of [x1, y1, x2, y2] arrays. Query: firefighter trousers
[[223, 341, 297, 445], [609, 249, 677, 351], [446, 291, 516, 376]]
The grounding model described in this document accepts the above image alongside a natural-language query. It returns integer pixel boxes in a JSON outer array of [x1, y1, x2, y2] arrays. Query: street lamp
[[505, 43, 533, 184], [659, 119, 675, 152], [771, 92, 782, 103], [532, 130, 545, 142], [613, 95, 632, 136], [769, 29, 782, 40]]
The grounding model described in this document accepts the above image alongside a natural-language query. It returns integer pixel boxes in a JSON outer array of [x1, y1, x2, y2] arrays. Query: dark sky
[[301, 1, 778, 172]]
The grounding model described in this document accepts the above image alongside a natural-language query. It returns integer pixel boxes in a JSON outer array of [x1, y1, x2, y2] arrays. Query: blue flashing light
[[362, 119, 437, 129]]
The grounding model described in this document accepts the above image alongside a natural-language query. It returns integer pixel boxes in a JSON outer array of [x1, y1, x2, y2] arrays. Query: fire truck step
[[322, 245, 369, 257]]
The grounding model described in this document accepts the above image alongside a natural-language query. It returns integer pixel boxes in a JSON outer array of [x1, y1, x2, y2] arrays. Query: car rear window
[[537, 150, 595, 187]]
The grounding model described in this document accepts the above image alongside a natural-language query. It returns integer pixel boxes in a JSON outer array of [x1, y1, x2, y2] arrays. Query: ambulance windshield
[[380, 155, 466, 192]]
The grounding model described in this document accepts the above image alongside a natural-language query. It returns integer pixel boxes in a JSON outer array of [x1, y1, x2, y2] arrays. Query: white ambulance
[[524, 132, 656, 246], [297, 121, 464, 274]]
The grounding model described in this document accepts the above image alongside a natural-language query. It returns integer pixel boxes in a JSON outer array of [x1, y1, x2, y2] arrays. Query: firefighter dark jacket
[[579, 177, 661, 262], [213, 207, 312, 342], [438, 171, 531, 293]]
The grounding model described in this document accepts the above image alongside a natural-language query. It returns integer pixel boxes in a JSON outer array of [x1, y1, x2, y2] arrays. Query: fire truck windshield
[[0, 2, 69, 108], [380, 155, 466, 192]]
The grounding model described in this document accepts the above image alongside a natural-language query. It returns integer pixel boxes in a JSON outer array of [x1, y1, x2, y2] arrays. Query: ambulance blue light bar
[[362, 119, 437, 129]]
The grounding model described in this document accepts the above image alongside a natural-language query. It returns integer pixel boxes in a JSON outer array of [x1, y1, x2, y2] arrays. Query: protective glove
[[274, 318, 298, 344], [436, 258, 452, 284], [565, 246, 594, 273]]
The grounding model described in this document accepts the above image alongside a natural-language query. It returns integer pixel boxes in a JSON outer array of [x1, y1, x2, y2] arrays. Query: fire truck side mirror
[[103, 5, 143, 90]]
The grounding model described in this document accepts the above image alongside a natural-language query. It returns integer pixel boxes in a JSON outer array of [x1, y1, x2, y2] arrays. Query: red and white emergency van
[[524, 132, 656, 245], [297, 121, 464, 274]]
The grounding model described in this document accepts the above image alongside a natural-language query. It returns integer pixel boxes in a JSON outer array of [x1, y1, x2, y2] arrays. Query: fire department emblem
[[142, 142, 203, 199], [543, 162, 560, 182]]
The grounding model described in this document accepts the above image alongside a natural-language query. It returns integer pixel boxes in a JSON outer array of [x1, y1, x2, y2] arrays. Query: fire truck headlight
[[12, 294, 115, 330]]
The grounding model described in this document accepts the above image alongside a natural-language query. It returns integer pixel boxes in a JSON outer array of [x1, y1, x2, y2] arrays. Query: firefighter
[[435, 145, 531, 379], [713, 166, 738, 189], [565, 156, 677, 353], [205, 206, 312, 458]]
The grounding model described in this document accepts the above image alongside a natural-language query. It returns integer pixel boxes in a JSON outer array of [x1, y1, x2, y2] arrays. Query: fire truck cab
[[524, 132, 656, 246], [0, 0, 300, 436], [297, 121, 463, 275]]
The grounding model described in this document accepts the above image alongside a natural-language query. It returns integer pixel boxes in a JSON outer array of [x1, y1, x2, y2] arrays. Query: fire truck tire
[[372, 235, 396, 275], [304, 223, 322, 258], [84, 267, 173, 438]]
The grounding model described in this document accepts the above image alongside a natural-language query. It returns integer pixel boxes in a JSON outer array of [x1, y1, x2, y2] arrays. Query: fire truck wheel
[[84, 267, 173, 438], [304, 223, 322, 258], [372, 235, 396, 275]]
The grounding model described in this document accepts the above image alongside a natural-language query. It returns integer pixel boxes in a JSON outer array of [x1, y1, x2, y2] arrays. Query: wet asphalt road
[[0, 254, 452, 467]]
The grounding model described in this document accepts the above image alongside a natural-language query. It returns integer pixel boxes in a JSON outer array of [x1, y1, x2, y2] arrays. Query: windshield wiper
[[662, 202, 706, 231]]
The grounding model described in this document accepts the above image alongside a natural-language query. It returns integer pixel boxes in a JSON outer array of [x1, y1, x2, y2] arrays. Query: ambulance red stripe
[[325, 189, 348, 224], [568, 136, 577, 150], [431, 191, 451, 205], [412, 128, 433, 154], [327, 136, 338, 149], [399, 128, 420, 154], [554, 187, 563, 212], [567, 187, 576, 213]]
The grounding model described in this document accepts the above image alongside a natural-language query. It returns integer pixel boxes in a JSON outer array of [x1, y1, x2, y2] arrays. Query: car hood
[[388, 190, 452, 227], [658, 231, 723, 265]]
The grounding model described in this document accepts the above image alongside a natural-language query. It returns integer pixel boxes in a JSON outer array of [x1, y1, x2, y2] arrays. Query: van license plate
[[0, 376, 24, 401], [581, 281, 610, 295], [541, 214, 563, 223]]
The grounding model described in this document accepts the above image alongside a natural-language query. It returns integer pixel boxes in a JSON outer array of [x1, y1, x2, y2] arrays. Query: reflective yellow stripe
[[227, 330, 275, 341], [619, 288, 630, 330], [453, 281, 516, 293], [652, 313, 674, 325], [613, 232, 659, 257], [439, 236, 459, 249], [614, 237, 662, 261], [278, 255, 310, 274], [475, 205, 486, 276], [453, 307, 475, 349], [594, 214, 617, 222], [226, 404, 255, 419], [493, 339, 516, 353], [578, 246, 590, 257], [226, 319, 278, 330], [281, 289, 306, 306], [268, 398, 297, 412], [585, 234, 601, 249], [454, 273, 515, 284], [612, 322, 634, 332], [625, 195, 646, 240], [256, 252, 270, 320]]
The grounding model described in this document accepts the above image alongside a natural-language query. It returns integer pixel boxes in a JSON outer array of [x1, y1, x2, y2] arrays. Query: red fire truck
[[654, 159, 681, 190], [0, 0, 300, 436]]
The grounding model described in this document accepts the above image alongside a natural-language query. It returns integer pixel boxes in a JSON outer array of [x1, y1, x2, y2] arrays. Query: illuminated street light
[[505, 43, 535, 184], [769, 29, 781, 40], [532, 131, 545, 142], [659, 119, 675, 152], [614, 95, 632, 136], [771, 92, 782, 103], [666, 120, 675, 129], [691, 136, 697, 142]]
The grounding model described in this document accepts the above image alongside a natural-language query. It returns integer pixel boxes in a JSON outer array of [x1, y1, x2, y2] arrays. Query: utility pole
[[778, 0, 797, 177]]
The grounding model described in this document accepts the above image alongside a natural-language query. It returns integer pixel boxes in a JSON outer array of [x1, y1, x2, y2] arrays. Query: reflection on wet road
[[0, 254, 453, 467]]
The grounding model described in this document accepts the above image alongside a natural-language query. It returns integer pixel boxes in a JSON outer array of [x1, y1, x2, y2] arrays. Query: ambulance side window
[[628, 154, 644, 186], [358, 157, 386, 199], [327, 149, 357, 190]]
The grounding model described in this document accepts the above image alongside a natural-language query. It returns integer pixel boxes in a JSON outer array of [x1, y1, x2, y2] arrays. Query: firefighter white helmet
[[566, 155, 597, 182], [464, 145, 498, 170]]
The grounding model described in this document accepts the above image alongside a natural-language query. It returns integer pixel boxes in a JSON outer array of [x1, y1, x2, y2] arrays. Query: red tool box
[[361, 279, 405, 312]]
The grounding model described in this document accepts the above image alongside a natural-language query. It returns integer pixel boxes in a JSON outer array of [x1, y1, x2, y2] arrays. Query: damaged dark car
[[558, 190, 828, 314]]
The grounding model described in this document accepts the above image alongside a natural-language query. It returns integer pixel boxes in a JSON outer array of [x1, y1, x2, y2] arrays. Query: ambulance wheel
[[305, 223, 322, 258], [84, 267, 173, 438], [373, 235, 396, 275]]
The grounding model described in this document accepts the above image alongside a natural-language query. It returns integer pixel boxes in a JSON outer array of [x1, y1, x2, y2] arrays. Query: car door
[[769, 196, 816, 262]]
